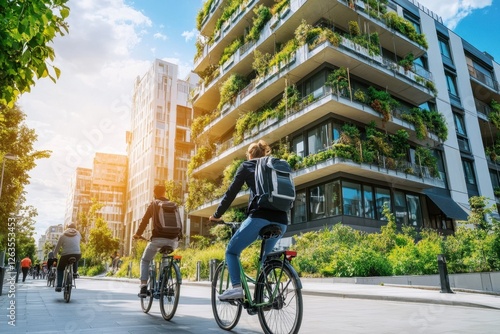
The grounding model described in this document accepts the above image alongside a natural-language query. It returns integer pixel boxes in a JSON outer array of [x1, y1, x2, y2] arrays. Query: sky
[[16, 0, 500, 245]]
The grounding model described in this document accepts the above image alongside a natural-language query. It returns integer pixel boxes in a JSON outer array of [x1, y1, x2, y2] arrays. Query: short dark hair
[[154, 184, 166, 198]]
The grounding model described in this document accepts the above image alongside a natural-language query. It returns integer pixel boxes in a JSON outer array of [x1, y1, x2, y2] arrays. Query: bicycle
[[211, 221, 303, 334], [61, 257, 77, 303], [137, 237, 182, 321], [46, 266, 56, 287]]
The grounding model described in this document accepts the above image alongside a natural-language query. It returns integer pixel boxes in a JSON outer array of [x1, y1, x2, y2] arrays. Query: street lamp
[[0, 153, 18, 199]]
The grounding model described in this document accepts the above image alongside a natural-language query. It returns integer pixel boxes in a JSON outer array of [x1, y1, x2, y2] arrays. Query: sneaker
[[55, 287, 62, 292], [138, 285, 149, 298], [218, 287, 243, 301]]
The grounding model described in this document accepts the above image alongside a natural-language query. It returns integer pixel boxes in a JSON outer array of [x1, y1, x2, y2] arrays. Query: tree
[[84, 218, 119, 265], [10, 204, 38, 262], [0, 104, 51, 250], [0, 0, 70, 107]]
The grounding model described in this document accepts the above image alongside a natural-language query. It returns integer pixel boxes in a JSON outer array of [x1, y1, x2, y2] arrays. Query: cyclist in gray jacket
[[53, 222, 82, 292]]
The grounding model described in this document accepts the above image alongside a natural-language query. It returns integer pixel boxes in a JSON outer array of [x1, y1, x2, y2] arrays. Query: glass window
[[403, 11, 421, 34], [454, 113, 467, 136], [406, 194, 422, 227], [292, 135, 305, 157], [342, 181, 362, 217], [446, 73, 459, 97], [375, 187, 391, 220], [438, 36, 452, 60], [310, 185, 326, 220], [292, 190, 307, 224], [326, 180, 341, 216], [363, 185, 375, 219], [394, 191, 408, 225], [307, 123, 330, 155], [462, 160, 476, 185]]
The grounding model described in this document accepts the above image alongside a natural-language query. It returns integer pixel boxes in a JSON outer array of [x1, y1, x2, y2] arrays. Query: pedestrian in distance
[[133, 184, 181, 298], [20, 256, 32, 282], [53, 222, 82, 292], [209, 140, 289, 300]]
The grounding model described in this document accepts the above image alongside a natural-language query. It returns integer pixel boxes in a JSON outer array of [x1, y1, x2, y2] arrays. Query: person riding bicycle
[[209, 140, 288, 301], [53, 222, 82, 292], [47, 250, 57, 272], [133, 184, 180, 298]]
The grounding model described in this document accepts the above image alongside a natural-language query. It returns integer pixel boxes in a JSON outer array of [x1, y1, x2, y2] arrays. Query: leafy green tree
[[0, 0, 70, 107], [0, 104, 51, 251], [9, 204, 38, 262], [84, 218, 119, 265]]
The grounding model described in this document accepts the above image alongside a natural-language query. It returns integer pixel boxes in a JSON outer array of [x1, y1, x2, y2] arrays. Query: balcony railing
[[468, 64, 499, 91]]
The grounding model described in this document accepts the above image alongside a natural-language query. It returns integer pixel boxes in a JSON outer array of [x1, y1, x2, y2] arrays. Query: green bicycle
[[211, 222, 303, 334]]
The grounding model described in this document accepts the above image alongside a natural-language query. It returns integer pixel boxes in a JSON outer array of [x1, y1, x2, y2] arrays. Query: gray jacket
[[54, 228, 81, 256]]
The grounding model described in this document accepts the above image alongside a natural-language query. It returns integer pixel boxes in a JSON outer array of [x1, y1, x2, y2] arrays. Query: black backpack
[[254, 156, 296, 212], [153, 199, 182, 239]]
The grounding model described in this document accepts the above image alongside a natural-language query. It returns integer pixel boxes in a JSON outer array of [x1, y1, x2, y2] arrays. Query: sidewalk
[[83, 275, 500, 310]]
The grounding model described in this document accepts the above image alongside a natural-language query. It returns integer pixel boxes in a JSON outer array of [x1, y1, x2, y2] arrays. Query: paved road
[[1, 277, 500, 333]]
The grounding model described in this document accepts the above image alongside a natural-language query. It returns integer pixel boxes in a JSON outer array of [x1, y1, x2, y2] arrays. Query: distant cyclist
[[133, 184, 181, 298], [53, 223, 82, 292]]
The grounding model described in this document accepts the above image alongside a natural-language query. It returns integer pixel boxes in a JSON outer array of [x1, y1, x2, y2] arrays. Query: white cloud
[[154, 32, 168, 40], [182, 29, 199, 42], [417, 0, 492, 29]]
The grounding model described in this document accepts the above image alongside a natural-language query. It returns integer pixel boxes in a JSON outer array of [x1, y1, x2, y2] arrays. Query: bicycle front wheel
[[64, 271, 72, 303], [159, 262, 181, 321], [256, 261, 303, 334], [140, 278, 154, 313], [211, 262, 242, 331]]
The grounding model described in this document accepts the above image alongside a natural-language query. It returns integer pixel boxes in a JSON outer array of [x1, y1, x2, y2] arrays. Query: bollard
[[196, 261, 201, 281], [209, 259, 219, 281], [0, 266, 4, 296], [437, 254, 453, 293]]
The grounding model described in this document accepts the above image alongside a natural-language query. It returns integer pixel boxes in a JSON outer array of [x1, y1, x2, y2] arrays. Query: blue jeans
[[140, 237, 178, 281], [226, 217, 286, 286]]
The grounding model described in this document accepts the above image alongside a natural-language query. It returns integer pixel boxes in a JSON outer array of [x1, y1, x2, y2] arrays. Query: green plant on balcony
[[294, 19, 313, 46], [245, 5, 272, 43], [271, 0, 290, 15], [191, 113, 214, 141], [489, 99, 500, 128], [349, 20, 361, 36], [269, 38, 299, 69], [197, 64, 219, 85], [218, 73, 248, 110], [326, 67, 350, 94], [415, 146, 439, 178], [367, 86, 399, 121], [214, 0, 244, 33], [425, 80, 438, 96], [252, 49, 272, 78], [494, 187, 500, 198], [276, 84, 300, 116], [382, 12, 428, 49], [399, 52, 414, 72], [234, 111, 259, 144], [219, 37, 243, 66], [187, 144, 215, 176], [353, 88, 367, 103], [196, 0, 216, 30], [186, 177, 219, 212]]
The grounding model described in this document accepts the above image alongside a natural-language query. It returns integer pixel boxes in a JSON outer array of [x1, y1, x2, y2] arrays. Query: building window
[[406, 194, 422, 227], [363, 185, 375, 219], [342, 181, 362, 217], [309, 184, 326, 220], [307, 122, 330, 155], [445, 72, 459, 98], [326, 180, 341, 216], [293, 190, 307, 224], [403, 11, 421, 34], [438, 36, 452, 61], [292, 135, 305, 157], [394, 191, 408, 225], [462, 159, 476, 185], [375, 187, 391, 220], [454, 113, 470, 152]]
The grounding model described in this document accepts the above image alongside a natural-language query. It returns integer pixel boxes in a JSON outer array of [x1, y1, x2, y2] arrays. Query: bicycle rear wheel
[[211, 262, 242, 331], [140, 278, 154, 313], [64, 270, 72, 303], [256, 261, 303, 334], [159, 262, 181, 321]]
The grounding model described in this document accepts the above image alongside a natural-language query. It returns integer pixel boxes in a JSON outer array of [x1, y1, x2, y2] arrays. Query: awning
[[425, 193, 469, 221]]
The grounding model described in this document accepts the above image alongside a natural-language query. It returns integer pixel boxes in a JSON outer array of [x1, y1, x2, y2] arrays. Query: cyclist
[[209, 140, 288, 301], [53, 222, 82, 292], [133, 184, 180, 298]]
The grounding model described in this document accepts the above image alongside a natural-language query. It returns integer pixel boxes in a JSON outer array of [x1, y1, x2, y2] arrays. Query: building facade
[[124, 59, 197, 255], [37, 224, 63, 260], [188, 0, 500, 239], [64, 167, 92, 228]]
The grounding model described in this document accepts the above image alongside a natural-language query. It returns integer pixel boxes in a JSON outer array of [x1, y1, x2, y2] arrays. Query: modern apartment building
[[124, 59, 198, 255], [64, 167, 92, 228], [90, 153, 128, 240], [37, 224, 63, 260], [188, 0, 500, 239]]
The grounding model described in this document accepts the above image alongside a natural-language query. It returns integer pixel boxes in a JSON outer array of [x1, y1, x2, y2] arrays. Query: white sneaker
[[218, 287, 243, 300]]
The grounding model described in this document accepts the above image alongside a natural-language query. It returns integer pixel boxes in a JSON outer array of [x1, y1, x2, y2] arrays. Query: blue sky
[[17, 0, 500, 244]]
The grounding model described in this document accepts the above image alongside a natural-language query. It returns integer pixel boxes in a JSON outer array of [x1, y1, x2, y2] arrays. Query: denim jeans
[[56, 253, 81, 287], [140, 237, 178, 281], [226, 217, 286, 286]]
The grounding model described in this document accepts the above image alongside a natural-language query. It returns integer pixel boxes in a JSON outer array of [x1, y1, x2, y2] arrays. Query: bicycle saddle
[[259, 224, 282, 240], [159, 246, 174, 254], [68, 257, 77, 264]]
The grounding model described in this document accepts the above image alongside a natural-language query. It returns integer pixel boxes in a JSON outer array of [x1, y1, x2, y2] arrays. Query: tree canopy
[[0, 0, 70, 107]]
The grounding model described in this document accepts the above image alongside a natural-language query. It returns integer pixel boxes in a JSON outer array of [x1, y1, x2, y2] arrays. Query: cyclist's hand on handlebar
[[132, 234, 142, 240], [209, 215, 223, 222]]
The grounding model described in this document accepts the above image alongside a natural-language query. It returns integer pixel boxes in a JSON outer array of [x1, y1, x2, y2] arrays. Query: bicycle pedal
[[246, 308, 258, 316]]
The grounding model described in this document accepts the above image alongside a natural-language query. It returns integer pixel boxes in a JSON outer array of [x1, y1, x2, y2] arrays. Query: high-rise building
[[64, 167, 92, 228], [37, 224, 63, 260], [188, 0, 500, 239], [90, 153, 128, 240], [124, 59, 198, 255]]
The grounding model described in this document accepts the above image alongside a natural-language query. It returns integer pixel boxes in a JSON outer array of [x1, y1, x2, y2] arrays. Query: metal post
[[437, 254, 453, 293], [209, 259, 219, 281], [196, 261, 201, 281]]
